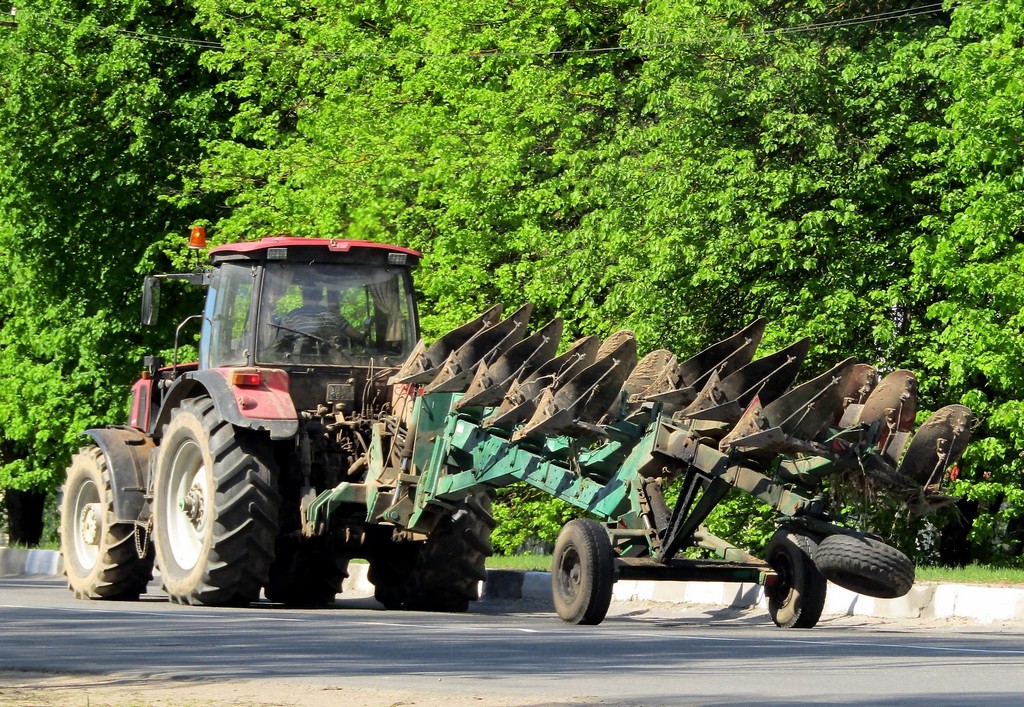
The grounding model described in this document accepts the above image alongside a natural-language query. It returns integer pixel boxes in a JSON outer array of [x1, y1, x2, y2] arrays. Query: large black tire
[[152, 397, 280, 605], [765, 528, 827, 629], [59, 446, 153, 600], [551, 519, 615, 625], [266, 534, 349, 605], [815, 534, 915, 599], [368, 492, 494, 612]]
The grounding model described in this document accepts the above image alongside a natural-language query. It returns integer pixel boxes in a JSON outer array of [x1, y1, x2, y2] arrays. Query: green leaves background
[[2, 0, 1022, 561]]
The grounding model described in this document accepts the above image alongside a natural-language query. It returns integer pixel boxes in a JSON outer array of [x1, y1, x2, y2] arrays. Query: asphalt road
[[2, 577, 1024, 705]]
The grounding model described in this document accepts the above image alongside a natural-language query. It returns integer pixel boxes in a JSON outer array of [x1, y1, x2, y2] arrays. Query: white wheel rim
[[164, 438, 209, 571], [71, 480, 101, 570]]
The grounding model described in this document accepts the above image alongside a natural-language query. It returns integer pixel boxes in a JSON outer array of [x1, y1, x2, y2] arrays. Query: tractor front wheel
[[368, 492, 494, 612], [59, 446, 153, 600], [551, 519, 615, 625], [266, 534, 349, 605], [152, 397, 279, 605]]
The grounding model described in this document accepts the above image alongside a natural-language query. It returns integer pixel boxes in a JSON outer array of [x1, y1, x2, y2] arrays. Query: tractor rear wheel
[[368, 492, 494, 612], [765, 527, 827, 629], [551, 519, 615, 625], [59, 446, 153, 600], [152, 397, 279, 605], [814, 534, 915, 599]]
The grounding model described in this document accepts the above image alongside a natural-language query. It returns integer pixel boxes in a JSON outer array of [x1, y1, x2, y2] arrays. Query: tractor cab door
[[200, 262, 257, 369]]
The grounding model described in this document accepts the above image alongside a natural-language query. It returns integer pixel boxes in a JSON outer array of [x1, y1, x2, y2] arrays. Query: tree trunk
[[938, 498, 978, 568], [3, 488, 46, 546]]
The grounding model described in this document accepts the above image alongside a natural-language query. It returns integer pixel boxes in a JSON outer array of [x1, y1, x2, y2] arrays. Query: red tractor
[[59, 233, 974, 629], [59, 235, 492, 610]]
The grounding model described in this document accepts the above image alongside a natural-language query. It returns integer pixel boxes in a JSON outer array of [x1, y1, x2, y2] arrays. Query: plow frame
[[303, 306, 972, 627], [307, 391, 881, 588]]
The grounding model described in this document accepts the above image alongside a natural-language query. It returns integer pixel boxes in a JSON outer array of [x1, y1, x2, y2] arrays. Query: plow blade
[[681, 338, 811, 423], [416, 306, 972, 501], [455, 318, 563, 409], [897, 405, 974, 485], [855, 369, 917, 461], [834, 364, 880, 427], [625, 350, 680, 403], [859, 369, 917, 429], [677, 318, 767, 391], [424, 304, 533, 394], [482, 335, 600, 428], [392, 304, 503, 384], [643, 319, 768, 412], [720, 357, 857, 454], [512, 333, 638, 441]]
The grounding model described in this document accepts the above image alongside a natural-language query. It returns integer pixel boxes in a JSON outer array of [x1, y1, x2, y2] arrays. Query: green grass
[[487, 555, 1024, 585], [915, 564, 1024, 586], [4, 540, 60, 551], [487, 554, 552, 571]]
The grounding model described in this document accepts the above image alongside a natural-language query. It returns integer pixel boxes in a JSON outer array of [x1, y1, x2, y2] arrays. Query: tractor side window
[[360, 270, 416, 354], [202, 263, 254, 368]]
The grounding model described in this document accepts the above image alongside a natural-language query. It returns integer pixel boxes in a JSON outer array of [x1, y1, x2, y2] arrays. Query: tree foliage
[[2, 0, 1023, 564], [0, 0, 217, 492]]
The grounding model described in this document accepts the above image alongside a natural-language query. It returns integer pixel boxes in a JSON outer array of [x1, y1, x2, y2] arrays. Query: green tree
[[0, 0, 219, 540], [182, 0, 1020, 561], [3, 0, 1023, 565], [907, 0, 1024, 563]]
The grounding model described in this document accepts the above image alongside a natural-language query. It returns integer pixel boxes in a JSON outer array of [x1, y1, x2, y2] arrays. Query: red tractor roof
[[209, 237, 421, 259]]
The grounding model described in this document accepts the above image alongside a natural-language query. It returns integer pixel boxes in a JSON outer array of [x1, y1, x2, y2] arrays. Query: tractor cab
[[201, 238, 421, 412], [140, 236, 421, 422], [202, 240, 420, 370]]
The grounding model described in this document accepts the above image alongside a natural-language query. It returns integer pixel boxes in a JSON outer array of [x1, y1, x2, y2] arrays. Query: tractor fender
[[151, 368, 299, 441], [83, 426, 156, 523]]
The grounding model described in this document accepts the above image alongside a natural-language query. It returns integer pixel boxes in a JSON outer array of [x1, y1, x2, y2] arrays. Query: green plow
[[308, 306, 974, 628]]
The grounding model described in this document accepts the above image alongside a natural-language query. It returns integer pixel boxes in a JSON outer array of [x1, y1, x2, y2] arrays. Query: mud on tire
[[368, 492, 494, 612], [59, 446, 153, 600], [152, 396, 280, 605], [814, 534, 915, 599]]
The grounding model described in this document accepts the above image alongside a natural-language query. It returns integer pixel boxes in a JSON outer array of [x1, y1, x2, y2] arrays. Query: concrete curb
[[8, 548, 1024, 624], [610, 574, 1024, 623], [0, 547, 64, 577]]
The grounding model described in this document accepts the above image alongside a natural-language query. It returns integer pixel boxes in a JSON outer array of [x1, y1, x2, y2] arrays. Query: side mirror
[[141, 276, 161, 326]]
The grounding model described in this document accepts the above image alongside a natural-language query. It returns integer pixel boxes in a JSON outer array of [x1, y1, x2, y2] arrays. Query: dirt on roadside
[[0, 670, 583, 707]]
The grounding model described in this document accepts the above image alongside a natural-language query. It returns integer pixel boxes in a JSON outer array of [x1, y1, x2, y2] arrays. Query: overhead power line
[[17, 4, 949, 59]]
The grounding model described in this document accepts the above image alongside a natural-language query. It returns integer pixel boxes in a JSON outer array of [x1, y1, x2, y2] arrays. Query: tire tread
[[154, 397, 280, 606], [815, 534, 914, 599]]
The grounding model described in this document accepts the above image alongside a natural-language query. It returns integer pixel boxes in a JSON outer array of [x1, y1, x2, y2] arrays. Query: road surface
[[2, 576, 1023, 705]]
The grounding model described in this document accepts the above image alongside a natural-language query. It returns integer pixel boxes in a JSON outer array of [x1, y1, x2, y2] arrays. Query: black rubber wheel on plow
[[551, 519, 615, 625], [814, 534, 915, 599], [765, 528, 827, 629]]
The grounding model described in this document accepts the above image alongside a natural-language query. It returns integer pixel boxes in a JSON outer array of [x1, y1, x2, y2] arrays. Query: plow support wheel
[[552, 519, 615, 625]]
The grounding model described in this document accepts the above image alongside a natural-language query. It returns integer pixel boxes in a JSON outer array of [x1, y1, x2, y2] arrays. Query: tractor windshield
[[256, 262, 417, 367]]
